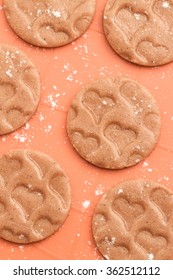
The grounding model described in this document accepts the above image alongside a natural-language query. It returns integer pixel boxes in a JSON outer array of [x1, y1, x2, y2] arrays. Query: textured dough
[[67, 76, 161, 169], [103, 0, 173, 66], [4, 0, 96, 47], [0, 149, 71, 243], [0, 44, 40, 135], [92, 179, 173, 260]]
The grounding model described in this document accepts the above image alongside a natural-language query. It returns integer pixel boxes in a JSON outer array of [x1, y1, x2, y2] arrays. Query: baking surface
[[0, 0, 173, 260]]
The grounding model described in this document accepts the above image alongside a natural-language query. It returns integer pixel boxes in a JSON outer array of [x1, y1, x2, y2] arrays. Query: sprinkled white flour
[[44, 86, 66, 111], [52, 10, 61, 18], [38, 113, 45, 122], [84, 180, 92, 186], [162, 1, 170, 8], [24, 123, 30, 130], [74, 43, 88, 55], [46, 94, 58, 110], [62, 62, 78, 82], [12, 121, 34, 145], [117, 188, 123, 194], [19, 245, 25, 252], [82, 200, 90, 209], [44, 124, 52, 133], [95, 184, 104, 196], [142, 161, 149, 167], [1, 137, 6, 142], [148, 168, 153, 172], [147, 253, 154, 260], [163, 175, 169, 181], [6, 69, 12, 77], [13, 133, 28, 143], [134, 13, 141, 20]]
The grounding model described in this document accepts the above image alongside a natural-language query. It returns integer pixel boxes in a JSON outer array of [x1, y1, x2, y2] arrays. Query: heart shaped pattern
[[0, 84, 15, 109], [0, 158, 22, 184], [74, 16, 92, 33], [0, 150, 71, 243], [137, 40, 168, 63], [143, 112, 161, 133], [71, 131, 99, 155], [150, 188, 173, 221], [38, 25, 70, 46], [1, 227, 28, 243], [11, 184, 44, 219], [82, 91, 115, 124], [135, 230, 168, 255], [104, 123, 137, 155], [153, 0, 173, 29], [17, 0, 48, 24], [0, 45, 40, 135], [115, 7, 147, 40], [112, 197, 145, 229], [110, 245, 129, 260], [33, 217, 54, 236], [5, 0, 95, 48]]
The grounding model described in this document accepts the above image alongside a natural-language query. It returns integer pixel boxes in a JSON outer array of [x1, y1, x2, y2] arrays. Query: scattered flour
[[82, 200, 90, 209]]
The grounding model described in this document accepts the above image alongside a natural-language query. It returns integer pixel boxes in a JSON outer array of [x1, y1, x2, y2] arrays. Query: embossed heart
[[74, 16, 92, 33], [1, 227, 28, 243], [71, 131, 99, 155], [0, 84, 15, 108], [153, 0, 173, 29], [150, 188, 173, 221], [104, 123, 137, 155], [11, 184, 44, 219], [135, 230, 168, 255], [82, 91, 115, 124], [0, 158, 21, 182], [16, 0, 48, 24], [137, 41, 168, 63], [115, 7, 147, 40], [112, 197, 145, 229]]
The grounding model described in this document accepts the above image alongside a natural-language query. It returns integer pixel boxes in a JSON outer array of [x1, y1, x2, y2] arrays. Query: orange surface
[[0, 0, 173, 260]]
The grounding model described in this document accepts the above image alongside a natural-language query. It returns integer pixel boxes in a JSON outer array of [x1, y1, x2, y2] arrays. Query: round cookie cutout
[[92, 179, 173, 260], [0, 149, 71, 243], [0, 44, 40, 135], [4, 0, 96, 48], [67, 76, 161, 169], [103, 0, 173, 66]]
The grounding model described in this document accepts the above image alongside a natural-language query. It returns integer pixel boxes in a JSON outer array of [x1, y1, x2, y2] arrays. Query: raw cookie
[[4, 0, 96, 48], [67, 76, 161, 169], [0, 44, 40, 135], [0, 149, 71, 243], [103, 0, 173, 66], [92, 179, 173, 260]]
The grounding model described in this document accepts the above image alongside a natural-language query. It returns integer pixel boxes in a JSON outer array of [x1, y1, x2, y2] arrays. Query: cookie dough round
[[67, 76, 161, 169], [0, 149, 71, 243], [103, 0, 173, 66], [4, 0, 96, 48], [92, 179, 173, 260], [0, 44, 40, 135]]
